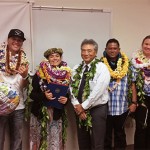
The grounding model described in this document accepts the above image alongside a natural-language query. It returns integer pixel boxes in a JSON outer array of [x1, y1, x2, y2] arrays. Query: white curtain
[[0, 2, 32, 149], [0, 2, 33, 71]]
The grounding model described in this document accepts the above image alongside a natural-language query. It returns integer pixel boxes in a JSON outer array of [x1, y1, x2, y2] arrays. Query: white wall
[[33, 0, 150, 58]]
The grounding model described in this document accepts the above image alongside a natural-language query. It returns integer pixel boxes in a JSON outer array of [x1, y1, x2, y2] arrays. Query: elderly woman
[[130, 35, 150, 150], [30, 48, 71, 150]]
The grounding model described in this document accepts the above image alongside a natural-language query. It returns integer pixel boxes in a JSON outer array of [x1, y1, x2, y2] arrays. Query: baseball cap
[[8, 29, 26, 41]]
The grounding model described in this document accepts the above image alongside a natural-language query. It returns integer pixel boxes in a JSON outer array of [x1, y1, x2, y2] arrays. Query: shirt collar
[[83, 58, 96, 68]]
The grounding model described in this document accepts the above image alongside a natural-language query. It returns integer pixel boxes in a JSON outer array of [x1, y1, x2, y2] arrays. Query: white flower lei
[[132, 50, 150, 69]]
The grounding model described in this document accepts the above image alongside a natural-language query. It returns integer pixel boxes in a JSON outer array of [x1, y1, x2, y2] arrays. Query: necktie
[[77, 65, 89, 103]]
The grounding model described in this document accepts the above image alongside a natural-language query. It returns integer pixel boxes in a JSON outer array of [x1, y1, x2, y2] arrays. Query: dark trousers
[[104, 111, 128, 150], [134, 95, 150, 150], [0, 109, 24, 150], [77, 104, 107, 150]]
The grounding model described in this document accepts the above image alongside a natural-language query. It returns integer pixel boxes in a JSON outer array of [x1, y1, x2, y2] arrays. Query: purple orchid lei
[[40, 60, 68, 79], [38, 60, 71, 91]]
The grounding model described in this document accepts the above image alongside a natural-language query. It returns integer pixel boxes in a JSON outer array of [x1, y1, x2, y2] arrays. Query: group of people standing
[[0, 29, 150, 150]]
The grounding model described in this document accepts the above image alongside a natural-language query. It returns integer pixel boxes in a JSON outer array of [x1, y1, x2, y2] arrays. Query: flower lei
[[132, 50, 150, 68], [129, 50, 149, 104], [128, 50, 150, 128], [5, 49, 22, 75], [101, 52, 129, 92], [36, 60, 71, 150], [71, 59, 100, 130], [0, 42, 28, 75], [37, 60, 71, 85]]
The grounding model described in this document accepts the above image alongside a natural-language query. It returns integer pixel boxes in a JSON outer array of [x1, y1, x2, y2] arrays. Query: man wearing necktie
[[70, 39, 110, 150]]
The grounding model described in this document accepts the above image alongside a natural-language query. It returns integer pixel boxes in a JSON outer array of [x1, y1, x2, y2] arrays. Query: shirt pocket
[[89, 80, 97, 91]]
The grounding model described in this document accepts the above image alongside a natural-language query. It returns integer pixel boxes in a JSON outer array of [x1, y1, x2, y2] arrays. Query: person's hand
[[16, 64, 29, 79], [79, 111, 87, 120], [74, 104, 84, 115], [45, 90, 55, 100], [58, 96, 68, 104], [129, 103, 137, 113]]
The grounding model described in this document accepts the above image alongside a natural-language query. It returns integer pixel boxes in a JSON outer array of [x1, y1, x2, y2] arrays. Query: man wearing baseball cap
[[0, 29, 29, 150], [8, 29, 26, 41]]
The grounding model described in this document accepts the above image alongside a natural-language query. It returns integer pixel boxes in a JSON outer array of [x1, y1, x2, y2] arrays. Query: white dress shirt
[[70, 60, 110, 110]]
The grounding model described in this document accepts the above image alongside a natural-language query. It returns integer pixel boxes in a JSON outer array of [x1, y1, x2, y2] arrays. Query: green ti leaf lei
[[24, 75, 68, 150], [40, 106, 50, 150], [62, 109, 68, 145], [71, 59, 100, 130], [39, 106, 68, 150], [127, 61, 145, 104], [24, 75, 33, 121], [24, 75, 49, 150], [128, 61, 147, 128]]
